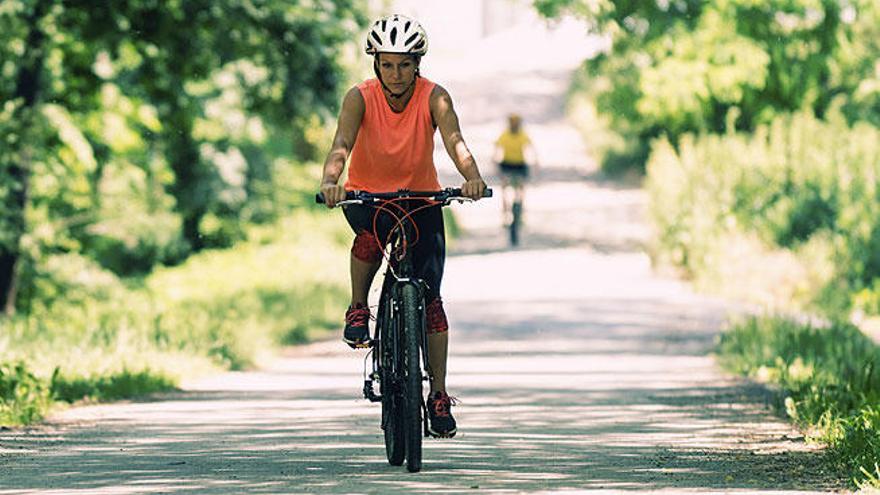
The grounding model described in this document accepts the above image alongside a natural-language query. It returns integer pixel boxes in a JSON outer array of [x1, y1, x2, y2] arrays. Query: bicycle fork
[[360, 278, 434, 435]]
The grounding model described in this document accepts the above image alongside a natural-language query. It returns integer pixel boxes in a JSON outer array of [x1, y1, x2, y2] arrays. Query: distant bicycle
[[317, 187, 491, 473], [493, 114, 538, 247], [506, 174, 524, 246], [497, 165, 527, 246]]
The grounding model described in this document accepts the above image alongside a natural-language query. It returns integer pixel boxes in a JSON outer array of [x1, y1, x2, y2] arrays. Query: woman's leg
[[427, 331, 448, 393], [350, 253, 381, 306], [411, 206, 448, 393], [501, 174, 512, 225], [344, 205, 392, 305]]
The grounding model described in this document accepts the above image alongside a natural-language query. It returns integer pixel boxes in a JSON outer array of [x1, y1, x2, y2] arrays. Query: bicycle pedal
[[346, 339, 373, 349]]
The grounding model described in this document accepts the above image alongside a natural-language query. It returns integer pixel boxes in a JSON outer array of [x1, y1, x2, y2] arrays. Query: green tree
[[536, 0, 880, 171], [86, 0, 367, 250], [0, 0, 104, 313], [0, 0, 367, 313]]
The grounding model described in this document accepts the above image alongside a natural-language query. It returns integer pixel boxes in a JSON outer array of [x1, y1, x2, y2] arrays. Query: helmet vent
[[390, 27, 398, 44], [371, 31, 382, 45], [404, 21, 411, 32], [381, 20, 387, 31], [405, 32, 419, 46]]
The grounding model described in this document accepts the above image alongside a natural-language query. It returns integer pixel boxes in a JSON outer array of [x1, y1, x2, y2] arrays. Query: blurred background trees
[[0, 0, 367, 313], [537, 0, 880, 173]]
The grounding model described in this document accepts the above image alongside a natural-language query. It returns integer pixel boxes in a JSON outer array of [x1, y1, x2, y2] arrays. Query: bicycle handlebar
[[315, 187, 493, 206]]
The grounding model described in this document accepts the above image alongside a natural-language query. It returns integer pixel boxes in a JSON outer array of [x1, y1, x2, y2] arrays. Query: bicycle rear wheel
[[379, 283, 404, 466], [400, 283, 424, 473]]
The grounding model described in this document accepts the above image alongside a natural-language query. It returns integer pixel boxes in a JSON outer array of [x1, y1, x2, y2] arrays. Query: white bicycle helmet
[[365, 14, 428, 56]]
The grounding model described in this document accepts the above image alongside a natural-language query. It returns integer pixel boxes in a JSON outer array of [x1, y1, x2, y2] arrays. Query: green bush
[[646, 111, 880, 315], [0, 362, 53, 425]]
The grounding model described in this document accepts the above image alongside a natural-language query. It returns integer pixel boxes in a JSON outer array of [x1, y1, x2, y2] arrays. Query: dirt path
[[0, 18, 850, 495]]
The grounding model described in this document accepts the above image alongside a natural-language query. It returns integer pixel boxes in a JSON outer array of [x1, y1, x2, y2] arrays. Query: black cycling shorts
[[499, 161, 529, 178], [343, 202, 446, 300]]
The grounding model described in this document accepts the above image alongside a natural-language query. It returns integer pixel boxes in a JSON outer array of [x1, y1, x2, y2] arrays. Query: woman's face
[[377, 53, 418, 92]]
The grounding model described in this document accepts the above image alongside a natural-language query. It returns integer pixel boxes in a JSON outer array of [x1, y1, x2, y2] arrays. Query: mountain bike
[[316, 187, 491, 473]]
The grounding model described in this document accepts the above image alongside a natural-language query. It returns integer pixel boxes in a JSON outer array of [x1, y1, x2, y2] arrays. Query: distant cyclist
[[493, 113, 538, 228], [319, 14, 487, 438]]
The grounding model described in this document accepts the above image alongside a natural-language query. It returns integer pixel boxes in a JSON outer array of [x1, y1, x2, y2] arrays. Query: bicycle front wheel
[[400, 282, 424, 473], [510, 201, 522, 246], [379, 284, 404, 466]]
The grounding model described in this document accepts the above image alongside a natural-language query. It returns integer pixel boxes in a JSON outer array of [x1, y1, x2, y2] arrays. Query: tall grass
[[719, 316, 880, 487]]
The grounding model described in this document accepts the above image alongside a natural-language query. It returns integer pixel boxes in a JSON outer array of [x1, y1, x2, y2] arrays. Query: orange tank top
[[345, 77, 441, 192]]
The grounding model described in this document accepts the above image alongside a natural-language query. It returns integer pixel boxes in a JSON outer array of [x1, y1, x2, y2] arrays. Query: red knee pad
[[425, 297, 449, 335], [351, 231, 382, 263]]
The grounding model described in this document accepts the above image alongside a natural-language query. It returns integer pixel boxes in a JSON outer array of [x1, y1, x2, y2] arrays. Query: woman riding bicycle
[[319, 14, 487, 438]]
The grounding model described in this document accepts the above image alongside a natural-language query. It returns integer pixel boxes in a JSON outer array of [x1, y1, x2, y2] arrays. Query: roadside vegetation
[[541, 0, 880, 486], [1, 2, 368, 426], [719, 316, 880, 490], [0, 166, 351, 426]]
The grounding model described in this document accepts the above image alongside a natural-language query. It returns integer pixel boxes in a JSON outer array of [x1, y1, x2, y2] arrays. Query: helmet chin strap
[[374, 59, 419, 99]]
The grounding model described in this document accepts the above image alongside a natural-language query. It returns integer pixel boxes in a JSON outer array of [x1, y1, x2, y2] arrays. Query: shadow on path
[[0, 293, 845, 494]]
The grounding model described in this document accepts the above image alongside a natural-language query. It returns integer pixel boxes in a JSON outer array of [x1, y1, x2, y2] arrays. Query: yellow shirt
[[496, 130, 531, 164]]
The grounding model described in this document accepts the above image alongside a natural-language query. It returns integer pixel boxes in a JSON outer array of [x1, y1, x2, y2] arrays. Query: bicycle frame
[[365, 215, 432, 407]]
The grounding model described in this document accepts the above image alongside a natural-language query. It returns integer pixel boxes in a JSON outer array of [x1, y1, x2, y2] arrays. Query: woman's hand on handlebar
[[320, 183, 346, 208], [461, 178, 487, 201]]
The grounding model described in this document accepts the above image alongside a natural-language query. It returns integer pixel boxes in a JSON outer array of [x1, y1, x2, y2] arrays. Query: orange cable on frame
[[372, 198, 413, 264], [369, 196, 441, 263]]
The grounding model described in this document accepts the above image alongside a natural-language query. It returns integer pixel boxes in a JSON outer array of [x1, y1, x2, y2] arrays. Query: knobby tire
[[400, 283, 424, 473], [380, 283, 404, 466]]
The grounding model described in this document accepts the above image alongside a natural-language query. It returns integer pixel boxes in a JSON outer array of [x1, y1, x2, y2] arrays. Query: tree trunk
[[0, 1, 49, 315], [165, 103, 208, 252], [0, 252, 20, 315]]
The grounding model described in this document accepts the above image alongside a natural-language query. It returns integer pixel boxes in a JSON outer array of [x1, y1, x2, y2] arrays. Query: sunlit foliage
[[0, 0, 368, 311], [0, 1, 368, 422], [537, 0, 880, 173], [647, 111, 880, 315]]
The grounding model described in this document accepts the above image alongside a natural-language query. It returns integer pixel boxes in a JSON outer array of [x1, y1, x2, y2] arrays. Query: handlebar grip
[[316, 191, 357, 204], [449, 187, 493, 198]]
